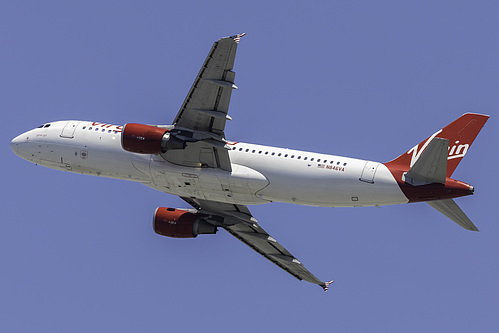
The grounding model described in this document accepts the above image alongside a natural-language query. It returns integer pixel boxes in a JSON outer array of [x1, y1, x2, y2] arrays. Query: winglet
[[321, 280, 334, 292], [228, 33, 246, 44]]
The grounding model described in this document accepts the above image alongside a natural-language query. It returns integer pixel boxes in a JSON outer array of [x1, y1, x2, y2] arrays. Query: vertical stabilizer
[[386, 113, 489, 177]]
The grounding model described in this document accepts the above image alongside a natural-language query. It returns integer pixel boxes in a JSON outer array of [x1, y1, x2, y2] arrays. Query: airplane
[[10, 33, 489, 291]]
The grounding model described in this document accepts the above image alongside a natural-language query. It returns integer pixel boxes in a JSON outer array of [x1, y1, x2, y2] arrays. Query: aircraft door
[[60, 121, 80, 138], [359, 161, 379, 184]]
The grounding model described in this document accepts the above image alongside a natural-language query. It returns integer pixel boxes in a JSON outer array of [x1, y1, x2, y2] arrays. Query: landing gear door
[[60, 121, 80, 138], [360, 161, 379, 184]]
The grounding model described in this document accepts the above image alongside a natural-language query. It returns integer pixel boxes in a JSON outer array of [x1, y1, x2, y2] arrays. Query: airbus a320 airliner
[[11, 34, 489, 291]]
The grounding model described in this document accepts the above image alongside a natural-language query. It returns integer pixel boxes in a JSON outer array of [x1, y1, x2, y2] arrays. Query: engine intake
[[153, 207, 217, 238]]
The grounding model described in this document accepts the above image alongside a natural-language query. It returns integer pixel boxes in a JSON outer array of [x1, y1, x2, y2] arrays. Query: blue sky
[[2, 1, 498, 332]]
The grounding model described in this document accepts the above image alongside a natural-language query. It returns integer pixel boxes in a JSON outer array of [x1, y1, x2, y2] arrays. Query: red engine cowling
[[121, 123, 168, 154], [153, 207, 217, 238]]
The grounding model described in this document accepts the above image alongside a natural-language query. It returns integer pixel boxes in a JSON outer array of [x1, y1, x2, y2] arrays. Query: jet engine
[[121, 123, 185, 154], [153, 207, 217, 238]]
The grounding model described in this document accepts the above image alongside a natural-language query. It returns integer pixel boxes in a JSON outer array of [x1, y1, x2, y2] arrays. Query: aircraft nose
[[10, 132, 32, 159], [10, 134, 22, 156]]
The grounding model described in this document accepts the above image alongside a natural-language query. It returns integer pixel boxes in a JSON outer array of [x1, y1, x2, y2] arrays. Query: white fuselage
[[11, 120, 408, 208]]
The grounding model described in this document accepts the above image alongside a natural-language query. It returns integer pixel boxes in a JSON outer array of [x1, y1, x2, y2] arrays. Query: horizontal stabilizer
[[405, 138, 449, 185], [427, 199, 479, 231]]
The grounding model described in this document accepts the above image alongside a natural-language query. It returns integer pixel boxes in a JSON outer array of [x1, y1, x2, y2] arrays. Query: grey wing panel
[[181, 197, 331, 290], [174, 34, 244, 137], [163, 139, 232, 171], [427, 198, 479, 231], [224, 221, 326, 286]]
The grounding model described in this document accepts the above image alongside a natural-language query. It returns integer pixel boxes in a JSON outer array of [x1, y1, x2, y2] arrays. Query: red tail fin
[[386, 113, 489, 177]]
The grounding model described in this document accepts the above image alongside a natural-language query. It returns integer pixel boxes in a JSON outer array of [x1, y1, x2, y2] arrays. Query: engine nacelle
[[122, 123, 168, 154], [122, 123, 187, 154], [153, 207, 217, 238]]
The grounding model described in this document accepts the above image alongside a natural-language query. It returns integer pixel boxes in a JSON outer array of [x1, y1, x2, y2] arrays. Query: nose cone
[[10, 133, 24, 157], [10, 131, 36, 161]]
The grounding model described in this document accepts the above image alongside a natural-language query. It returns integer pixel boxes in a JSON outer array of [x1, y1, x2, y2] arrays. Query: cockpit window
[[43, 124, 51, 128], [37, 124, 44, 128]]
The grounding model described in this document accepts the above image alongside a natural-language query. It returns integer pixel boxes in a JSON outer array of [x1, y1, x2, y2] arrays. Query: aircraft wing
[[173, 34, 244, 137], [163, 34, 245, 172], [181, 197, 333, 291]]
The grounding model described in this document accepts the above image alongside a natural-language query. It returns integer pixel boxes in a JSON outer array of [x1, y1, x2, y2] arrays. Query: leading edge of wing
[[181, 197, 333, 291]]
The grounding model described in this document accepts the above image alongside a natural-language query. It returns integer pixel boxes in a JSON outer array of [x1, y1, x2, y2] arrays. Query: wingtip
[[469, 225, 480, 232], [227, 33, 246, 43], [321, 280, 334, 292]]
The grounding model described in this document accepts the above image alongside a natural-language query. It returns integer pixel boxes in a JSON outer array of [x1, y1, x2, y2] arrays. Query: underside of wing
[[174, 34, 245, 137], [181, 197, 333, 291], [161, 34, 246, 172]]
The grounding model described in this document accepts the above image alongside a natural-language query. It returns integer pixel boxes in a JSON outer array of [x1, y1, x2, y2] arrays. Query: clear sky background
[[2, 1, 498, 332]]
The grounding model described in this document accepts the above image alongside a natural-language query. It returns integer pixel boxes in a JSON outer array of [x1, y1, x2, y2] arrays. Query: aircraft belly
[[149, 158, 269, 205], [226, 164, 270, 204], [256, 161, 407, 207]]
